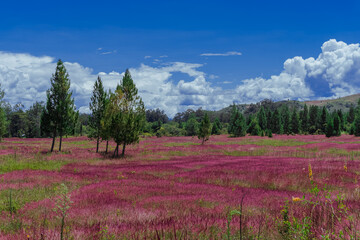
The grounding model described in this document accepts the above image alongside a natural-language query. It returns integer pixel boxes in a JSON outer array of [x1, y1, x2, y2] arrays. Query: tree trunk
[[106, 141, 109, 154], [51, 129, 56, 152], [113, 144, 119, 158], [202, 137, 205, 145], [59, 132, 63, 152], [121, 143, 126, 157], [96, 136, 99, 153]]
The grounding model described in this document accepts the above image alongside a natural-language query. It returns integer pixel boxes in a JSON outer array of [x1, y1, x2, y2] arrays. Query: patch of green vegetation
[[0, 183, 60, 215], [224, 148, 268, 156], [326, 148, 360, 157], [0, 154, 68, 174], [196, 198, 218, 209], [65, 140, 92, 146], [164, 142, 200, 147], [215, 139, 314, 147]]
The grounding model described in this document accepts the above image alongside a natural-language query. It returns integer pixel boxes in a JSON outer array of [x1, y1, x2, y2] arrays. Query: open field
[[0, 135, 360, 239]]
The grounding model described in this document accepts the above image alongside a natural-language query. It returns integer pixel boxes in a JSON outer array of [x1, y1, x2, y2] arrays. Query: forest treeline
[[1, 60, 360, 153]]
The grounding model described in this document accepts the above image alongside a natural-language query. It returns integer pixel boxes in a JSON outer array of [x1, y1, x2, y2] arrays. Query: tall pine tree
[[0, 84, 7, 141], [281, 105, 290, 135], [211, 117, 222, 135], [301, 104, 309, 133], [42, 60, 76, 152], [290, 108, 300, 134], [228, 104, 246, 137], [308, 105, 319, 134], [257, 106, 267, 131], [320, 106, 328, 134], [198, 113, 211, 144], [271, 109, 282, 134], [105, 69, 145, 157], [89, 76, 107, 153]]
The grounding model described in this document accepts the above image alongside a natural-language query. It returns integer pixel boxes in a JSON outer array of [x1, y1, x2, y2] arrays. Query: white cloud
[[201, 51, 242, 56], [1, 39, 360, 117], [144, 56, 151, 59], [208, 74, 218, 80]]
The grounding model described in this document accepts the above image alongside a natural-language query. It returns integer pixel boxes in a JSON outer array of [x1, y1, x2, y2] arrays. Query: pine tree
[[228, 105, 246, 137], [257, 106, 267, 131], [308, 105, 319, 134], [185, 113, 198, 136], [326, 116, 334, 138], [42, 60, 76, 152], [0, 107, 6, 141], [266, 109, 272, 130], [281, 106, 290, 135], [100, 92, 111, 154], [211, 118, 222, 135], [333, 114, 341, 136], [198, 113, 211, 144], [105, 69, 145, 157], [347, 105, 355, 124], [320, 106, 328, 134], [353, 113, 360, 137], [0, 84, 7, 141], [26, 102, 44, 138], [337, 109, 345, 131], [290, 108, 300, 134], [271, 109, 282, 134], [89, 76, 107, 153], [301, 104, 309, 133]]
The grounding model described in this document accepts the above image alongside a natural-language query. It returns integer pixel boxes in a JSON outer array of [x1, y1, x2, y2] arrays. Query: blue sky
[[1, 0, 360, 116]]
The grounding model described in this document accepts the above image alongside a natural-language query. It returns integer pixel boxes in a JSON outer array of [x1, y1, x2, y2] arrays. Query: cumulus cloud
[[201, 51, 242, 56], [1, 39, 360, 117]]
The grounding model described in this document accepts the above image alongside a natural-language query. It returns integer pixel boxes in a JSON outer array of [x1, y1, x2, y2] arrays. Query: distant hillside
[[174, 93, 360, 123], [203, 94, 360, 123], [304, 93, 360, 112]]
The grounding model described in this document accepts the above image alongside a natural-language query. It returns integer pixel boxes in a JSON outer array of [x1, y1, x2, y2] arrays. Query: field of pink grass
[[0, 134, 360, 239]]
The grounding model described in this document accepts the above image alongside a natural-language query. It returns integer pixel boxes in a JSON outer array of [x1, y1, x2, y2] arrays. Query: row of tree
[[1, 60, 360, 155], [88, 71, 145, 157]]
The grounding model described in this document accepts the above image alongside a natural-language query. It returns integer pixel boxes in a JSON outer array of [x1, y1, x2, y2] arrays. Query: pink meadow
[[0, 135, 360, 239]]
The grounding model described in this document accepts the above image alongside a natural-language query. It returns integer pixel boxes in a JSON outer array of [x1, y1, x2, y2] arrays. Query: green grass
[[0, 184, 60, 214], [215, 139, 314, 147], [0, 154, 68, 174], [326, 148, 360, 158], [163, 142, 200, 147], [224, 148, 267, 156]]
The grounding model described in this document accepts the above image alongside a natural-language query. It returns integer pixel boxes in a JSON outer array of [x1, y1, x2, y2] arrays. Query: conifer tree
[[320, 106, 328, 134], [228, 104, 246, 137], [326, 116, 334, 138], [198, 113, 211, 144], [281, 106, 290, 135], [333, 114, 341, 136], [347, 105, 355, 124], [105, 69, 145, 157], [0, 84, 7, 141], [309, 105, 319, 134], [337, 109, 345, 131], [211, 117, 222, 135], [266, 109, 272, 130], [271, 109, 282, 134], [290, 108, 300, 134], [354, 113, 360, 137], [257, 106, 267, 131], [100, 92, 111, 153], [301, 104, 309, 133], [246, 114, 254, 134], [42, 60, 76, 152], [185, 113, 198, 136], [89, 76, 107, 153]]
